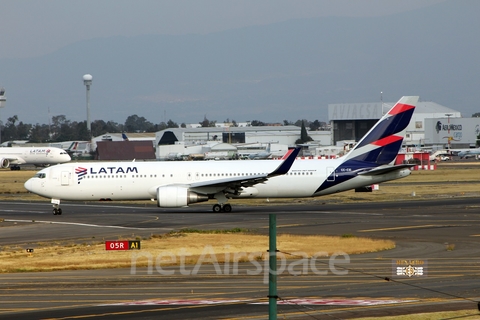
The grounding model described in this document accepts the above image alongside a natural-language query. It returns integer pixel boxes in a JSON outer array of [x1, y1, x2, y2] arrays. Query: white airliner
[[24, 96, 418, 215], [0, 147, 71, 170], [247, 143, 272, 160], [456, 148, 480, 159]]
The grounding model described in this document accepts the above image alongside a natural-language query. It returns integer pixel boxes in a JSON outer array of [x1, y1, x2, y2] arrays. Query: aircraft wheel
[[53, 209, 58, 215], [57, 208, 62, 215], [212, 204, 222, 213], [223, 204, 232, 213]]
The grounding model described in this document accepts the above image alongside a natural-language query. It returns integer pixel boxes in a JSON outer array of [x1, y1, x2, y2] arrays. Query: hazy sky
[[1, 0, 447, 60]]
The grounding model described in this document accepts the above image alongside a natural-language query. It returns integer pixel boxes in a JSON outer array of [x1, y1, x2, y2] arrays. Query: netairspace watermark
[[130, 245, 350, 284]]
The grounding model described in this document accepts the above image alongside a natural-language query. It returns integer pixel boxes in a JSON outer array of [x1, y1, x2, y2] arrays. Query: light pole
[[83, 74, 93, 140], [445, 113, 453, 151], [0, 87, 6, 145]]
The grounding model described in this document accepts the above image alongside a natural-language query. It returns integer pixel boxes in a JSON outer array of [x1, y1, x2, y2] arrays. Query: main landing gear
[[212, 203, 232, 213], [52, 199, 62, 215], [212, 192, 233, 213]]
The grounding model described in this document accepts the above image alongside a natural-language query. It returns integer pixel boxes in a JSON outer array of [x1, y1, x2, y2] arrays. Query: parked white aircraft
[[457, 148, 480, 159], [0, 147, 71, 170], [247, 143, 272, 160], [24, 96, 418, 215]]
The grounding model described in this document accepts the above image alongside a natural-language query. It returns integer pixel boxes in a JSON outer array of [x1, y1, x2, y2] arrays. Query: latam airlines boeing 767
[[24, 96, 418, 215]]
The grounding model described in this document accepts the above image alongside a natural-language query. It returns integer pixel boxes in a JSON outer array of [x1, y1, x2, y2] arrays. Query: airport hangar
[[88, 99, 474, 160], [328, 100, 480, 150], [151, 100, 468, 158]]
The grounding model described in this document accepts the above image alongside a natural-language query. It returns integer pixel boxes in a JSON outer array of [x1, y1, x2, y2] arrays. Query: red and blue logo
[[75, 167, 88, 184]]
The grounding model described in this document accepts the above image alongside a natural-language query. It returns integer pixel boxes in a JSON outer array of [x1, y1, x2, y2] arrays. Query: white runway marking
[[102, 298, 415, 306], [3, 219, 162, 230]]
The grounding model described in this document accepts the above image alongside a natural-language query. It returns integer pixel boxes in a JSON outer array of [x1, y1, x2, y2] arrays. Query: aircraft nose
[[24, 179, 33, 192]]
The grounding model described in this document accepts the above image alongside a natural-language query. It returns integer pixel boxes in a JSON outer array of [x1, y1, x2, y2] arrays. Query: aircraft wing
[[188, 147, 300, 194], [358, 164, 414, 176]]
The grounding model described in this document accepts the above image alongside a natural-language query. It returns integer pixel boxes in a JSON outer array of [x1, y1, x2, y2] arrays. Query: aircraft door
[[61, 171, 71, 186], [326, 167, 335, 182]]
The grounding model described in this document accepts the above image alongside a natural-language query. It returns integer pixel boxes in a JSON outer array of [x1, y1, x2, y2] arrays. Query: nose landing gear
[[52, 199, 62, 215]]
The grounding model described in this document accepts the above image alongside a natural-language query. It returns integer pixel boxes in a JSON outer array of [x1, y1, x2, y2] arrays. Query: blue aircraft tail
[[342, 96, 418, 165]]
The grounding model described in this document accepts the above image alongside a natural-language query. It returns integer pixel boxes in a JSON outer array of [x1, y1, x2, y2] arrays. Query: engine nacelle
[[0, 158, 9, 168], [157, 186, 209, 207]]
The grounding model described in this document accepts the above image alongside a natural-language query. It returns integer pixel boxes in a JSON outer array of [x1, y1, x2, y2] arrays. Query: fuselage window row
[[80, 171, 314, 181]]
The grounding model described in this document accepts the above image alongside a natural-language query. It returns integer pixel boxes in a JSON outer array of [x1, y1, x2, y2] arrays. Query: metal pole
[[83, 74, 93, 141], [268, 213, 277, 319], [0, 87, 5, 145], [86, 84, 91, 139]]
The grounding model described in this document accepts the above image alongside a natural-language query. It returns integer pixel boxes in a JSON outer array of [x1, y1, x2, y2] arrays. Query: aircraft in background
[[247, 143, 272, 160], [0, 147, 71, 170], [24, 96, 418, 215], [457, 148, 480, 159]]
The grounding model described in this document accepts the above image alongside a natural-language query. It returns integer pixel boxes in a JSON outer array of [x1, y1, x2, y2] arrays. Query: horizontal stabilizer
[[358, 164, 414, 176]]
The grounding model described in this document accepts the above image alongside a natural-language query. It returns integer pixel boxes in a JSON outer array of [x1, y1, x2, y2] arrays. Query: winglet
[[269, 147, 300, 177]]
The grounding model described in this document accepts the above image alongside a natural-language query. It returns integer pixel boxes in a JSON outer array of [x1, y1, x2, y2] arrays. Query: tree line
[[0, 114, 328, 144]]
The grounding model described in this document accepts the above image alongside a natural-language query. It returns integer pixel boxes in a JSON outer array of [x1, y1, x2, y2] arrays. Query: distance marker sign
[[105, 240, 141, 250]]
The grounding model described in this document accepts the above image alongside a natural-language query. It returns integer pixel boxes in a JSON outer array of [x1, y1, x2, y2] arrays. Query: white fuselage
[[24, 158, 410, 202], [0, 147, 71, 167]]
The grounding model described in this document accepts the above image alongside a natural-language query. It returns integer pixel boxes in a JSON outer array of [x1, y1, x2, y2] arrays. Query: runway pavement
[[1, 198, 480, 319]]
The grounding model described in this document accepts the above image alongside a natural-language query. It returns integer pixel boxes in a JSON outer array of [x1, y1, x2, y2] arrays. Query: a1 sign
[[105, 240, 141, 250]]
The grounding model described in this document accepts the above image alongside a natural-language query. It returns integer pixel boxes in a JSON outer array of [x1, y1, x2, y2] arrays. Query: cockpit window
[[34, 173, 46, 179]]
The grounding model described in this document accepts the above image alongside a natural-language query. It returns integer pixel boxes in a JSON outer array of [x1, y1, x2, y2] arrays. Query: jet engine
[[157, 186, 209, 207], [0, 158, 9, 168]]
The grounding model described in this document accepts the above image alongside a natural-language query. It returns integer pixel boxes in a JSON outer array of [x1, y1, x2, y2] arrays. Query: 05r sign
[[105, 240, 141, 250]]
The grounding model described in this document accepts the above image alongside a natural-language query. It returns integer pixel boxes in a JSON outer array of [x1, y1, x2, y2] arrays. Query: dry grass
[[355, 309, 479, 320], [0, 233, 394, 273]]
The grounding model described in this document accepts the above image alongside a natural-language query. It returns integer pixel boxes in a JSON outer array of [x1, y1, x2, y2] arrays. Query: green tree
[[3, 115, 19, 141], [16, 121, 32, 140], [28, 123, 50, 143], [124, 114, 154, 132], [250, 120, 266, 126], [74, 121, 91, 141], [309, 120, 322, 131], [166, 119, 179, 128], [91, 119, 122, 136], [295, 120, 313, 144], [200, 115, 216, 127], [50, 115, 74, 142]]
